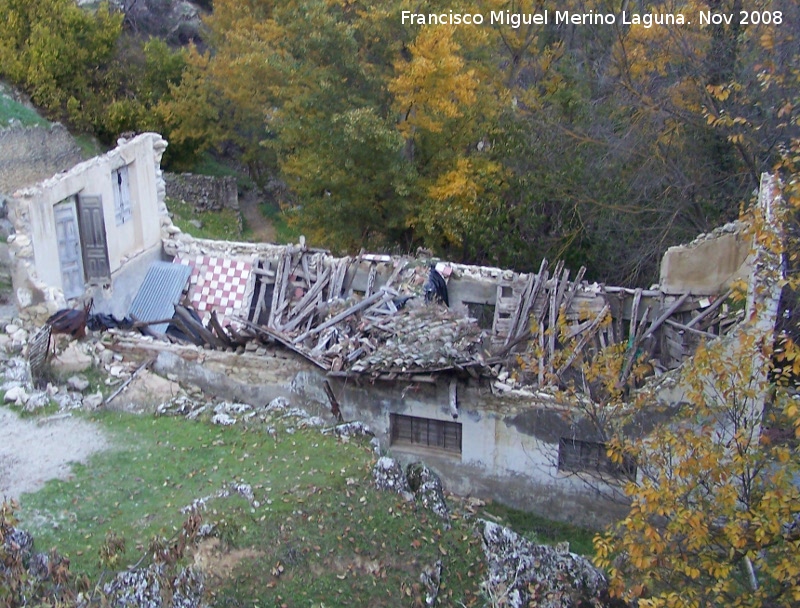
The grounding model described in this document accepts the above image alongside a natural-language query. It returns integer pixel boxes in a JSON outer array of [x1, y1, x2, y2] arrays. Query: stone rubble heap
[[101, 563, 204, 608], [479, 520, 608, 608]]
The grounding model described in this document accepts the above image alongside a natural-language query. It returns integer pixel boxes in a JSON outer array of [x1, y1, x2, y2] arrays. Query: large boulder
[[407, 463, 451, 528], [372, 456, 411, 494]]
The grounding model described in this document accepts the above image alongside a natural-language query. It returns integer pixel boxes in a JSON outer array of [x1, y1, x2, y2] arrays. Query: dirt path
[[0, 406, 110, 502], [240, 189, 276, 243]]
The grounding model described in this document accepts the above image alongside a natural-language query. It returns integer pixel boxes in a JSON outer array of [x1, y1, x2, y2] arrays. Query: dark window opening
[[390, 414, 462, 454], [466, 302, 495, 330], [558, 438, 636, 480]]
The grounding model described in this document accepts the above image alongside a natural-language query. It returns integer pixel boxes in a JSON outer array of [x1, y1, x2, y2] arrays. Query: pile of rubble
[[480, 520, 608, 608]]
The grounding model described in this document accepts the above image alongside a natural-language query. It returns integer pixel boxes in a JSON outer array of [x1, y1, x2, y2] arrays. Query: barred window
[[390, 414, 462, 454], [558, 438, 636, 480], [112, 165, 132, 225]]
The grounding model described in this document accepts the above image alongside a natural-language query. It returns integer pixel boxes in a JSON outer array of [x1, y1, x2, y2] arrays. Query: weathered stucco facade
[[7, 133, 168, 318]]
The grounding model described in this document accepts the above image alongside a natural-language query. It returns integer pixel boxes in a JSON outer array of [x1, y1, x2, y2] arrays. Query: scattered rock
[[211, 412, 236, 426], [323, 421, 374, 439], [420, 560, 443, 607], [479, 520, 608, 608], [4, 385, 28, 404], [103, 563, 204, 608], [24, 391, 50, 411], [214, 402, 252, 416], [67, 375, 90, 392], [82, 391, 104, 411], [407, 463, 451, 528], [52, 342, 92, 373], [264, 396, 290, 413]]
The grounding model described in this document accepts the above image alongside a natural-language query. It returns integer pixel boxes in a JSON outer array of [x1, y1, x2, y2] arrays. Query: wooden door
[[54, 198, 84, 299], [78, 194, 111, 283]]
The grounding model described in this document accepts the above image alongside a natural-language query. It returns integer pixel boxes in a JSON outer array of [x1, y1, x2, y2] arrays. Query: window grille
[[557, 437, 636, 480], [390, 414, 462, 454]]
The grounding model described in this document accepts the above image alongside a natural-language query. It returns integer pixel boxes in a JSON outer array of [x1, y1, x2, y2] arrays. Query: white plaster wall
[[10, 133, 166, 298]]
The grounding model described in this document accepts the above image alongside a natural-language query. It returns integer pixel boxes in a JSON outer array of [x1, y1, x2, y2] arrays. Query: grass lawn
[[0, 91, 49, 127], [17, 411, 490, 607], [165, 197, 244, 241]]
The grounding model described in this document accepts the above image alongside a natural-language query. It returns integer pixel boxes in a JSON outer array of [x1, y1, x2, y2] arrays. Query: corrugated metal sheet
[[128, 261, 192, 334]]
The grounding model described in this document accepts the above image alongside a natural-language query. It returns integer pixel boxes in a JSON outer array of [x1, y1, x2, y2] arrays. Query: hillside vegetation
[[0, 1, 797, 284]]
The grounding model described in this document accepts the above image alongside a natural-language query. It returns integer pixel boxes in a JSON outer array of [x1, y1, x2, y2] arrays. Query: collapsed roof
[[120, 212, 755, 391]]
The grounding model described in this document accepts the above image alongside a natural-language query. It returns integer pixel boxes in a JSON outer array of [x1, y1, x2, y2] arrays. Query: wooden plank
[[515, 259, 548, 339], [301, 253, 312, 288], [644, 292, 690, 339], [250, 261, 268, 323], [561, 266, 586, 314], [282, 265, 332, 332], [547, 264, 567, 375], [618, 305, 651, 387], [385, 260, 408, 288], [323, 380, 343, 422], [555, 304, 610, 381], [628, 288, 642, 341], [365, 263, 378, 297], [504, 273, 535, 345], [268, 253, 288, 329], [329, 257, 349, 300], [538, 318, 546, 386]]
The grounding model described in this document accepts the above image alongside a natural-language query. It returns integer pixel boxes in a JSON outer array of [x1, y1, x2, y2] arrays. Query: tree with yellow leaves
[[592, 173, 800, 607]]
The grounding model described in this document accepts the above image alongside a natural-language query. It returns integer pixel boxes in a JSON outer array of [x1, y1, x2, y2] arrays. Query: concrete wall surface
[[659, 224, 750, 295]]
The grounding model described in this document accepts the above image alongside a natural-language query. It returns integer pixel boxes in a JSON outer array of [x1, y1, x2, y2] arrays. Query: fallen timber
[[124, 244, 742, 392]]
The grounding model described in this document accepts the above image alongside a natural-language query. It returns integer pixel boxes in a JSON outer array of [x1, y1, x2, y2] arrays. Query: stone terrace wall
[[164, 172, 239, 212], [0, 125, 82, 195]]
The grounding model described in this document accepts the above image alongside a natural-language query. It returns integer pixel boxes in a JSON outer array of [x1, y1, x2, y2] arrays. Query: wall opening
[[112, 164, 132, 225], [466, 302, 496, 330], [390, 413, 462, 454]]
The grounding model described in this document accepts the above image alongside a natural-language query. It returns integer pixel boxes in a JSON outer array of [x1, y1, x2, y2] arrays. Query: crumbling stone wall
[[0, 125, 82, 195], [164, 173, 239, 212]]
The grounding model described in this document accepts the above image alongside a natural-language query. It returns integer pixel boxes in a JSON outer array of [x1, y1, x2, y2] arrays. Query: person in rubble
[[423, 265, 449, 307]]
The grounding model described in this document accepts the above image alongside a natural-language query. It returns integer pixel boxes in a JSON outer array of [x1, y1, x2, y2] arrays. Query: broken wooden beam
[[292, 289, 392, 345], [665, 319, 718, 338], [685, 288, 732, 328], [237, 317, 330, 370], [644, 292, 691, 339], [174, 305, 227, 349], [323, 380, 343, 423], [208, 311, 235, 347]]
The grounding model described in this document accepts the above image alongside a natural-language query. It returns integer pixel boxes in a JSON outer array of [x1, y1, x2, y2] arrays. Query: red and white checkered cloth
[[175, 255, 252, 327]]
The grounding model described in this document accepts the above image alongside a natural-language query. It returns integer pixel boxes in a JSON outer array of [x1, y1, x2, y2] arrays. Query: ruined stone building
[[3, 133, 784, 526]]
